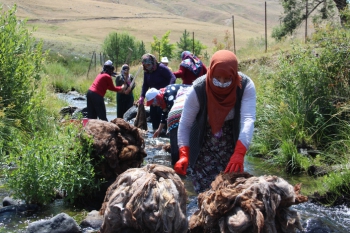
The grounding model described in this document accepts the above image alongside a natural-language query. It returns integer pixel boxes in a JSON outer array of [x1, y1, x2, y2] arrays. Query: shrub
[[5, 124, 98, 205]]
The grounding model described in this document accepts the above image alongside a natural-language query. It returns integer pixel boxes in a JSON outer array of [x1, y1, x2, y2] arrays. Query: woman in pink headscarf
[[174, 50, 256, 194]]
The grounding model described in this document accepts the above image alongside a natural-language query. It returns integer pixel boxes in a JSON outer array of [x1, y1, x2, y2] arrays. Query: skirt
[[187, 119, 235, 194]]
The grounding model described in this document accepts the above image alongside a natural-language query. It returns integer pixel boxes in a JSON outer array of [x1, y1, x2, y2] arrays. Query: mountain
[[1, 0, 283, 57]]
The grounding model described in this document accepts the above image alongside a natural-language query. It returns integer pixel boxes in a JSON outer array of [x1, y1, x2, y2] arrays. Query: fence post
[[232, 15, 236, 54], [116, 33, 119, 72], [265, 1, 267, 53], [305, 0, 308, 43], [94, 52, 97, 72], [192, 31, 195, 54], [158, 42, 161, 61], [87, 51, 95, 78]]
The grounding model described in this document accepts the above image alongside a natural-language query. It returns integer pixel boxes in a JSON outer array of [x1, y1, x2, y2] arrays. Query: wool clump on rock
[[82, 118, 147, 180], [189, 172, 308, 233], [99, 164, 188, 233]]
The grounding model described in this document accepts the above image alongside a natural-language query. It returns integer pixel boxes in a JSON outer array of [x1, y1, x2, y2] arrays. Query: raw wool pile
[[189, 172, 308, 233], [99, 164, 188, 233], [83, 118, 147, 180], [134, 103, 148, 130]]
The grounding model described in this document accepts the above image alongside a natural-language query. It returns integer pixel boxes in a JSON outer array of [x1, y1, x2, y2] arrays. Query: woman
[[115, 64, 135, 118], [137, 53, 176, 131], [174, 50, 256, 194], [87, 60, 125, 121], [145, 84, 191, 165], [173, 51, 207, 85]]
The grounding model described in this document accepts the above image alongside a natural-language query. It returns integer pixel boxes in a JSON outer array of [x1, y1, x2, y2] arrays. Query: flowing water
[[0, 93, 349, 232]]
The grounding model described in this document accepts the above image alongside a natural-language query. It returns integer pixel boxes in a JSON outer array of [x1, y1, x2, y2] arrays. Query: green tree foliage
[[0, 4, 46, 156], [176, 29, 207, 57], [102, 32, 146, 67], [151, 30, 176, 60], [272, 0, 339, 40], [0, 5, 99, 205], [177, 29, 192, 54], [0, 5, 45, 119]]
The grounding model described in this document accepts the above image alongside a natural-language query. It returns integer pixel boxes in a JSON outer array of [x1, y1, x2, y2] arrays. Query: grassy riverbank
[[2, 3, 350, 206]]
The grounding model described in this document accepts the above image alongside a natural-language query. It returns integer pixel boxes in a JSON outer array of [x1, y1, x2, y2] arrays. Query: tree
[[150, 31, 176, 60], [0, 4, 45, 119], [177, 29, 192, 55], [176, 29, 207, 57], [272, 0, 347, 40], [102, 32, 145, 67]]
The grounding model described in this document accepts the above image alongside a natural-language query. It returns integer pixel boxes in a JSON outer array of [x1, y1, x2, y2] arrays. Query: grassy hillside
[[1, 0, 284, 57]]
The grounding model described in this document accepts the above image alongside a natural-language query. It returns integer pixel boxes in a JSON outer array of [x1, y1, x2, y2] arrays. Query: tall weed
[[253, 25, 350, 175]]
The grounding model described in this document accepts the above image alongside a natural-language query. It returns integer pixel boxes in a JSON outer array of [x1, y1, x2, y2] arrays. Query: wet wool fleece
[[82, 118, 147, 180], [189, 172, 308, 233], [134, 103, 148, 130], [99, 164, 188, 233]]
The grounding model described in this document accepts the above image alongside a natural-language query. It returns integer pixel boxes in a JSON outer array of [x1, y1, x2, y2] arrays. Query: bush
[[5, 124, 98, 205], [0, 5, 45, 120]]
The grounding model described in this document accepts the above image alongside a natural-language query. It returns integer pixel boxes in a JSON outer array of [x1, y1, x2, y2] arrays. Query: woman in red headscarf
[[174, 50, 256, 194]]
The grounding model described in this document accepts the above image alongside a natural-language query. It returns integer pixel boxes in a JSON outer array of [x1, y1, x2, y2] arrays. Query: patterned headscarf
[[141, 53, 158, 73], [120, 64, 131, 84], [206, 50, 242, 135], [180, 51, 203, 76]]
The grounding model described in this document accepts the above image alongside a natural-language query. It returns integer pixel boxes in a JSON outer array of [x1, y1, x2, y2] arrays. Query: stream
[[0, 92, 349, 232]]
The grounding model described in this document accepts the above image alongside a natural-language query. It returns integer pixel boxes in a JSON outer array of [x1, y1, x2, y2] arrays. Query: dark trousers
[[170, 127, 179, 165], [86, 90, 107, 121], [149, 105, 162, 130], [116, 93, 134, 118]]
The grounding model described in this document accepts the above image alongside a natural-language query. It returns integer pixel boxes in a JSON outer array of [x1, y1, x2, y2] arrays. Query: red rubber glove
[[174, 146, 189, 175], [224, 140, 247, 173]]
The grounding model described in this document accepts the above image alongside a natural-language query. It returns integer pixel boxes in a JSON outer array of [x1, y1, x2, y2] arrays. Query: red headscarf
[[206, 50, 242, 134]]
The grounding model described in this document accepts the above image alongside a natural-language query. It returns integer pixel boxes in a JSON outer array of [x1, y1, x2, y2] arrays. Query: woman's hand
[[153, 123, 165, 138], [153, 129, 161, 138], [124, 86, 131, 95]]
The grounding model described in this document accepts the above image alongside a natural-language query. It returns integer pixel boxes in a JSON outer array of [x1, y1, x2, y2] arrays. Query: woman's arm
[[238, 77, 257, 149], [177, 87, 200, 147]]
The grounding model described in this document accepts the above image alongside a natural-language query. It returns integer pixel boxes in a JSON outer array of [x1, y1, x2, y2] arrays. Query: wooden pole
[[265, 1, 267, 53], [87, 51, 94, 78], [192, 31, 195, 54], [305, 0, 308, 43], [158, 42, 161, 61], [232, 15, 236, 54], [94, 51, 97, 72], [116, 33, 119, 72]]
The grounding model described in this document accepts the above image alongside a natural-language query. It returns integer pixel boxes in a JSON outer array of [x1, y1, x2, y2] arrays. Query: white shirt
[[178, 75, 256, 149]]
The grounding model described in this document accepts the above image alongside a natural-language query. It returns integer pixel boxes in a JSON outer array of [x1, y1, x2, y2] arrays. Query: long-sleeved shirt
[[173, 64, 207, 85], [159, 84, 190, 124], [140, 63, 176, 97], [89, 73, 122, 97], [178, 73, 256, 150]]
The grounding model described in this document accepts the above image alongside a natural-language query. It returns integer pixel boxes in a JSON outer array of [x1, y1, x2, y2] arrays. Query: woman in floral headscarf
[[137, 53, 176, 131], [174, 50, 256, 194], [173, 51, 207, 85], [115, 64, 135, 118]]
